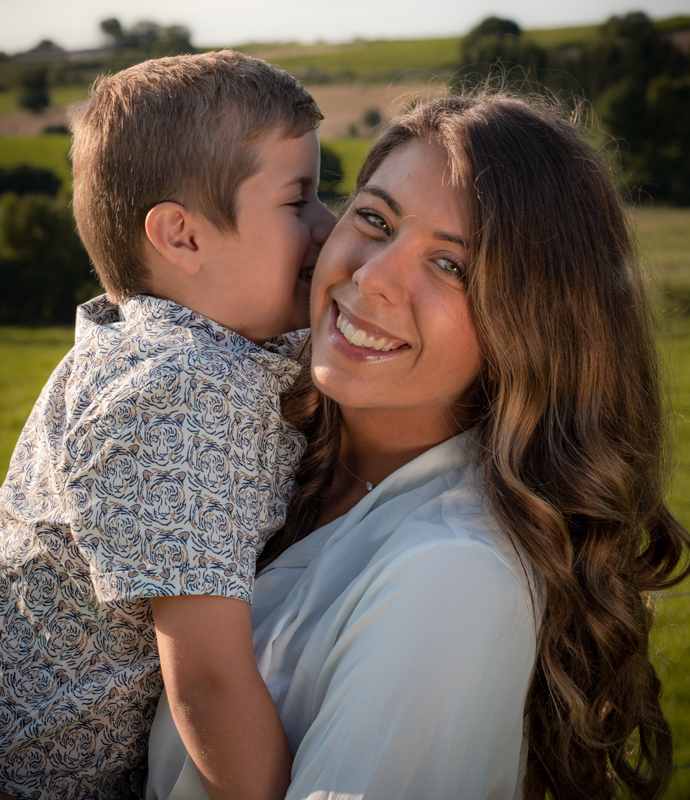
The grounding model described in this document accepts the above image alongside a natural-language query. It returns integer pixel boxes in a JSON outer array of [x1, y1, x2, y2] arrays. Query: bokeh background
[[1, 1, 689, 795]]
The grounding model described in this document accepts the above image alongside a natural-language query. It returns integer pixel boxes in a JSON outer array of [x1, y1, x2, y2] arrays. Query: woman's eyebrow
[[356, 185, 402, 216], [435, 231, 470, 249]]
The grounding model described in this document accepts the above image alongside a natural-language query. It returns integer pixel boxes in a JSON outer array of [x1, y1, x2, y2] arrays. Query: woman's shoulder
[[369, 466, 537, 603], [374, 520, 535, 620]]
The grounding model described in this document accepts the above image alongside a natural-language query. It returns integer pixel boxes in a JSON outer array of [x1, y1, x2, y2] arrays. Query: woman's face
[[310, 139, 483, 425]]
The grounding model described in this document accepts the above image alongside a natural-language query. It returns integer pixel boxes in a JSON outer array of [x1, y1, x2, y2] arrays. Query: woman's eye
[[436, 256, 466, 281], [356, 209, 390, 234]]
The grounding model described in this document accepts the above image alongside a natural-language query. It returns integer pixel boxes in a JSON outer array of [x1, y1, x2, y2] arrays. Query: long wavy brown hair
[[263, 90, 690, 799]]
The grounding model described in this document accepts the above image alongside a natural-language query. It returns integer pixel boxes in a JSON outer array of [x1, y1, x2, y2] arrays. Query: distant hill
[[215, 16, 690, 83]]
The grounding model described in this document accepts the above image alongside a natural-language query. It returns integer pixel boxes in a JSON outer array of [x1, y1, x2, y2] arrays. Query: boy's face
[[202, 128, 335, 344]]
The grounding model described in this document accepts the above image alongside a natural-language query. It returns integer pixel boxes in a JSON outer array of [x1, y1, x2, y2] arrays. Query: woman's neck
[[313, 404, 465, 530]]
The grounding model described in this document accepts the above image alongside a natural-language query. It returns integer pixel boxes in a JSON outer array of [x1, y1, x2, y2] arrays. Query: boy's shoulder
[[70, 295, 304, 417], [61, 296, 307, 481]]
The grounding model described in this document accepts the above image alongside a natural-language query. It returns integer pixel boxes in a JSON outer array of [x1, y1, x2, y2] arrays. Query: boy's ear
[[145, 202, 201, 275]]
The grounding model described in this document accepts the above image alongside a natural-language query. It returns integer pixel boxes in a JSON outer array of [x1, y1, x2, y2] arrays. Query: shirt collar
[[76, 294, 305, 392], [262, 429, 481, 573]]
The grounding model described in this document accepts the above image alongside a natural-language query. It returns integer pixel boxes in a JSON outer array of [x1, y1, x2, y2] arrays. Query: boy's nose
[[312, 201, 336, 246]]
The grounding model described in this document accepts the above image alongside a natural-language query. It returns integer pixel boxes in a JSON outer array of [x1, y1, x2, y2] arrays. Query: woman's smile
[[332, 302, 409, 356]]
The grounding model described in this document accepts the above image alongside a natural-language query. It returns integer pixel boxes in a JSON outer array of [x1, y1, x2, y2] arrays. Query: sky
[[1, 0, 689, 54]]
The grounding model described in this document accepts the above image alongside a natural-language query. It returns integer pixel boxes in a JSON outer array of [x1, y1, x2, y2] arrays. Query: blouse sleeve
[[286, 539, 537, 800]]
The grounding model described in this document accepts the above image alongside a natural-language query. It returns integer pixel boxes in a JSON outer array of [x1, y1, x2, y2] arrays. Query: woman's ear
[[145, 202, 201, 275]]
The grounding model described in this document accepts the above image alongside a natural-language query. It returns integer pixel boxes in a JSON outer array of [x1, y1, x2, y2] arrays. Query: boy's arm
[[151, 595, 292, 800]]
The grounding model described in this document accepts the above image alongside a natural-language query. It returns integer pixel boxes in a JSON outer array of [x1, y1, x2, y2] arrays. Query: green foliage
[[153, 25, 196, 57], [0, 165, 61, 197], [100, 18, 125, 45], [454, 12, 690, 206], [587, 12, 686, 97], [42, 124, 70, 135], [361, 107, 382, 129], [17, 66, 49, 113], [459, 17, 547, 83], [642, 76, 690, 206], [319, 144, 344, 198], [99, 17, 195, 57], [319, 137, 373, 195], [470, 17, 522, 39], [0, 135, 73, 187], [0, 193, 100, 325], [590, 13, 690, 205]]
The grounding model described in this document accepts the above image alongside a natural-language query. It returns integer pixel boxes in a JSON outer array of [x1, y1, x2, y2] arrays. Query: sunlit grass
[[0, 134, 73, 186]]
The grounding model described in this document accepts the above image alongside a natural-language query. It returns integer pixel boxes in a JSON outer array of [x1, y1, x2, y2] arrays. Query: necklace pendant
[[365, 481, 374, 492]]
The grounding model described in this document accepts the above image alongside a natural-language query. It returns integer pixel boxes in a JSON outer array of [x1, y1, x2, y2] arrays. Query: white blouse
[[147, 431, 538, 800]]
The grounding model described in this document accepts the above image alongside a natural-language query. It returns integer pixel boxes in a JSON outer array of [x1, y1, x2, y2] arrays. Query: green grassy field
[[0, 327, 75, 478], [645, 206, 690, 793], [257, 37, 462, 81], [0, 134, 72, 186], [0, 86, 89, 116], [656, 311, 690, 795]]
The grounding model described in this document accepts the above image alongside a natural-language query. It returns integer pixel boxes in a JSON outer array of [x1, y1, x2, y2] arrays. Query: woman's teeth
[[336, 313, 402, 352]]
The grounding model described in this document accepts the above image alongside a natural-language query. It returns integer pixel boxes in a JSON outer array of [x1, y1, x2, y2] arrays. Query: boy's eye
[[289, 199, 308, 209], [355, 209, 390, 234]]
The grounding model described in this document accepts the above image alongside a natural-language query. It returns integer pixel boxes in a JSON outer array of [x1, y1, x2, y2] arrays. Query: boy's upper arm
[[151, 595, 254, 687], [64, 357, 266, 605]]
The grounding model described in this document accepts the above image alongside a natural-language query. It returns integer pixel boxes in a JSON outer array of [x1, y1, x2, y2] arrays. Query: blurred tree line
[[0, 146, 343, 324], [0, 19, 195, 324], [0, 166, 100, 324], [0, 19, 195, 115], [457, 12, 690, 204]]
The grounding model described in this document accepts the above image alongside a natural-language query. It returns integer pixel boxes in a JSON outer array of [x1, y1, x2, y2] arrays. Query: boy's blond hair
[[69, 50, 323, 300]]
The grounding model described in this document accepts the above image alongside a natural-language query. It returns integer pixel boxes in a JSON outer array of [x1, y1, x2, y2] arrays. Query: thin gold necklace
[[338, 458, 374, 492]]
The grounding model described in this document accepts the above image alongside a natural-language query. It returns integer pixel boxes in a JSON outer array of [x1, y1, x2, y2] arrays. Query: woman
[[147, 91, 689, 800]]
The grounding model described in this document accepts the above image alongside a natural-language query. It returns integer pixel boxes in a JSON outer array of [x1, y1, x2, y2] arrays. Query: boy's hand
[[151, 595, 292, 800]]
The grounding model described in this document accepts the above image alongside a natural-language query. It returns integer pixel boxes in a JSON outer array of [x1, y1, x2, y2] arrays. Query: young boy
[[0, 51, 333, 800]]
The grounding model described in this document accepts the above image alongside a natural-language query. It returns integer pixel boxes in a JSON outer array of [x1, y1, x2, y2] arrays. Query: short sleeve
[[286, 540, 537, 800], [64, 354, 291, 605]]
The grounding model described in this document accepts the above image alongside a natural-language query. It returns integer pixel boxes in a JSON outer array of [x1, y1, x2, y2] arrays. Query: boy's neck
[[144, 249, 269, 345]]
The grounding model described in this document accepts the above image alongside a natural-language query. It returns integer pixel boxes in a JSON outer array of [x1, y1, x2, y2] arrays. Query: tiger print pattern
[[0, 295, 305, 799]]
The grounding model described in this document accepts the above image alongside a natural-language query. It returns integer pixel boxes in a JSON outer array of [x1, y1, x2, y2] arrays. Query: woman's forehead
[[356, 140, 470, 235]]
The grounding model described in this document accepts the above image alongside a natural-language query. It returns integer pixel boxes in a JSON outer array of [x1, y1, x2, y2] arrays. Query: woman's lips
[[328, 303, 409, 361]]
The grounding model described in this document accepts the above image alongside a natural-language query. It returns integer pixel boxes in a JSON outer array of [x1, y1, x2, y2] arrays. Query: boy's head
[[69, 50, 329, 332]]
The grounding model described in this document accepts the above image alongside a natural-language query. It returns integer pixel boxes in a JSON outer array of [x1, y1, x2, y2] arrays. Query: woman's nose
[[352, 240, 408, 305]]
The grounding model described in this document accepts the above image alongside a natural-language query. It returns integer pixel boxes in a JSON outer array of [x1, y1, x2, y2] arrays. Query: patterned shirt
[[0, 295, 306, 799]]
